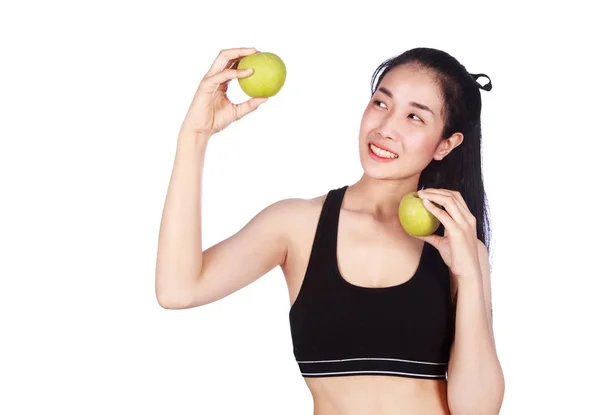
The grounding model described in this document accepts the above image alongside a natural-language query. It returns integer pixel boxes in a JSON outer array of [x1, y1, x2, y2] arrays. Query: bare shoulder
[[267, 193, 326, 213], [281, 192, 327, 221], [266, 193, 328, 249], [260, 193, 327, 230]]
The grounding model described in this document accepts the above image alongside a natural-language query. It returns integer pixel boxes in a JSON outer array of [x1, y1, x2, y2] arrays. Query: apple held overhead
[[237, 52, 287, 98]]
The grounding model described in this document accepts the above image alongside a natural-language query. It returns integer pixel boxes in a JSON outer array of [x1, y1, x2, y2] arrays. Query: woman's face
[[358, 64, 462, 180]]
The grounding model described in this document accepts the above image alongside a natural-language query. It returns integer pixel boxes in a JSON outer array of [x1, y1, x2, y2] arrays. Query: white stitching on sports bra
[[297, 357, 447, 366]]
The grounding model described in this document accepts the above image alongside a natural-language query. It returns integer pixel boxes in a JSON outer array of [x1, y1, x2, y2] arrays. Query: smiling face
[[358, 64, 464, 180]]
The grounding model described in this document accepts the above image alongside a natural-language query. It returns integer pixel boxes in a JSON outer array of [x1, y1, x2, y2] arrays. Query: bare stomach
[[306, 375, 451, 415]]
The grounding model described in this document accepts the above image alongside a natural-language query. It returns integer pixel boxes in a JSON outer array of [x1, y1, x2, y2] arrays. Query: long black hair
[[371, 47, 493, 251]]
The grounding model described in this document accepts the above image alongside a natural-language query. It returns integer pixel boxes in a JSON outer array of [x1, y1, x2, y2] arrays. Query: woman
[[155, 46, 505, 414]]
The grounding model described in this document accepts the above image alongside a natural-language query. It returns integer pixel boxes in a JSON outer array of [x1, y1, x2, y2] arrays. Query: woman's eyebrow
[[377, 86, 434, 116]]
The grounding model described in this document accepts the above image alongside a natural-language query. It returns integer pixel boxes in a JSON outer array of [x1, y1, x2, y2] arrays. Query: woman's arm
[[154, 47, 277, 309], [155, 134, 303, 310], [446, 240, 505, 415], [414, 189, 505, 414]]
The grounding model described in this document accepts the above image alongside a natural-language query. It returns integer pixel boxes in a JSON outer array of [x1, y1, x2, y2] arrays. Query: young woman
[[155, 46, 505, 415]]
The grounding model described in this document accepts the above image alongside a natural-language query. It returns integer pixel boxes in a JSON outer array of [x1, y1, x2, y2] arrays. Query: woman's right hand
[[179, 47, 268, 139]]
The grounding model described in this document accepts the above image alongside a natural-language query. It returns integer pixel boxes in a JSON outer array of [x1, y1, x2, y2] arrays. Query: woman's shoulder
[[257, 189, 335, 237], [266, 191, 328, 219]]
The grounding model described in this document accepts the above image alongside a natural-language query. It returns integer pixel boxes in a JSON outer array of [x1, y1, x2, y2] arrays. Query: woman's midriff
[[306, 375, 451, 415]]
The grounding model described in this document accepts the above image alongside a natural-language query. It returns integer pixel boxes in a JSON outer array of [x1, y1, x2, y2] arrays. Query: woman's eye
[[409, 114, 423, 123], [374, 100, 387, 109]]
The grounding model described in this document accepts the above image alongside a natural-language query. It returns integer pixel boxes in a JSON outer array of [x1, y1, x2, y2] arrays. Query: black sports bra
[[288, 185, 455, 380]]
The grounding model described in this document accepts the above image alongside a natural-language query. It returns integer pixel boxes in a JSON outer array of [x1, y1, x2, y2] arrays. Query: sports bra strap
[[315, 186, 346, 254], [300, 185, 348, 280]]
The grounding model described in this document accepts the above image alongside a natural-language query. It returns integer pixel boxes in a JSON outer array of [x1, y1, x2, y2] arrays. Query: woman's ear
[[433, 132, 464, 160]]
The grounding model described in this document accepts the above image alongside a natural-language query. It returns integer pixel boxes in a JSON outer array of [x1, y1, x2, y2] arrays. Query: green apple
[[398, 192, 440, 237], [237, 52, 286, 98]]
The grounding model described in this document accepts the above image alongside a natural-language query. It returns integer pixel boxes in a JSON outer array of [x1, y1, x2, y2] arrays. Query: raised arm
[[155, 47, 286, 309]]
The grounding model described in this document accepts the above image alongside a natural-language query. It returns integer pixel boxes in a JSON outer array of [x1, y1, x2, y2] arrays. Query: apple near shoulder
[[398, 192, 440, 236]]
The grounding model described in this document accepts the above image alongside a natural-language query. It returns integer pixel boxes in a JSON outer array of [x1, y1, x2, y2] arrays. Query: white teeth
[[370, 144, 398, 159]]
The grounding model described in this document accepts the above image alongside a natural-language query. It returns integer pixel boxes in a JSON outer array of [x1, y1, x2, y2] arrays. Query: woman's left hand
[[416, 188, 482, 280]]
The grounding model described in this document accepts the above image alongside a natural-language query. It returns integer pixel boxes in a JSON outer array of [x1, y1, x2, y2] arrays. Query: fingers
[[415, 232, 444, 250], [233, 97, 268, 120], [201, 68, 254, 92], [205, 47, 257, 78], [419, 190, 460, 220], [421, 198, 455, 231], [418, 189, 472, 229], [420, 188, 470, 213]]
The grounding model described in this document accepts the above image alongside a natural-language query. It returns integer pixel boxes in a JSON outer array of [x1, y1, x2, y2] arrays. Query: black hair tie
[[471, 73, 492, 91]]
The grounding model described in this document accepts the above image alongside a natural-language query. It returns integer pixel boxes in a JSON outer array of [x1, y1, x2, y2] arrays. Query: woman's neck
[[345, 174, 420, 223]]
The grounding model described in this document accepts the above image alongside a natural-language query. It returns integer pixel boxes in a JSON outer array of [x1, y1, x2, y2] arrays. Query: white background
[[1, 1, 598, 414]]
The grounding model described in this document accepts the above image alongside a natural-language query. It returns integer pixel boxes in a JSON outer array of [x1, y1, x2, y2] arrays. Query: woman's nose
[[376, 116, 399, 141]]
